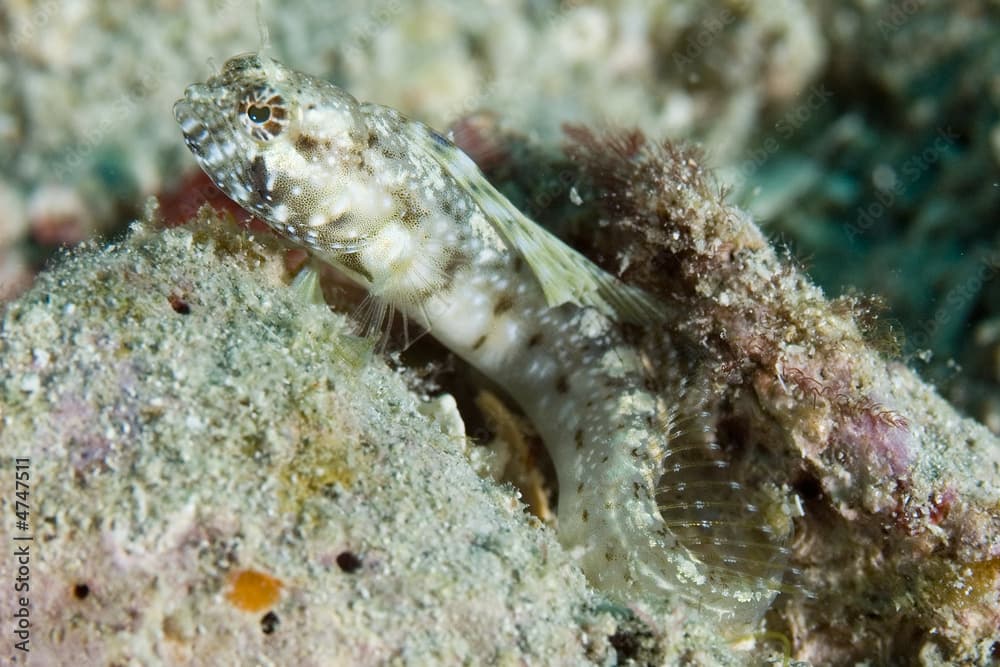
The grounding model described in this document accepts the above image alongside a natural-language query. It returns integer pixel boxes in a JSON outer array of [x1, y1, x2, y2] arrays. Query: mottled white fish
[[173, 53, 790, 623]]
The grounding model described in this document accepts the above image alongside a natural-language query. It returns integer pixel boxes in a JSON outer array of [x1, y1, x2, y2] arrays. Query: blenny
[[173, 53, 790, 623]]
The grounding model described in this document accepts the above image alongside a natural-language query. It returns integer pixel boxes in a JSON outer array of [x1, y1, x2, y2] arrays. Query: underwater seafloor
[[1, 1, 999, 665]]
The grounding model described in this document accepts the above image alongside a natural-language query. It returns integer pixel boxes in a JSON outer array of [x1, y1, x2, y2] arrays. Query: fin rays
[[655, 403, 794, 616], [402, 119, 666, 326], [352, 292, 429, 352]]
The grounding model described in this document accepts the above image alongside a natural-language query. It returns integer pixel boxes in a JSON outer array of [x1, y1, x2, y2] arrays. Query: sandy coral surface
[[0, 210, 770, 666], [0, 0, 998, 664]]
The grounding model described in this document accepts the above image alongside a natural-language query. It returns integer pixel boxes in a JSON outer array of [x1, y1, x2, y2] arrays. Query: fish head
[[174, 53, 371, 252]]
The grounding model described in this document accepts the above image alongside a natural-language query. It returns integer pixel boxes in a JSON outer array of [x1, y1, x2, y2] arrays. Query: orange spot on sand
[[226, 569, 284, 613]]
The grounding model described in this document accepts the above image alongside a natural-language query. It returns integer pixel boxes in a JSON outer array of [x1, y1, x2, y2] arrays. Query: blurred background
[[1, 0, 997, 429]]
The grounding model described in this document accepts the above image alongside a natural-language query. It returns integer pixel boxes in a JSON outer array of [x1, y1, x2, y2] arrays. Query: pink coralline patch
[[891, 485, 976, 547], [31, 211, 88, 246], [158, 170, 239, 227], [928, 488, 957, 526], [835, 408, 913, 478], [26, 184, 92, 246], [284, 248, 309, 274], [158, 170, 269, 235], [886, 480, 947, 539]]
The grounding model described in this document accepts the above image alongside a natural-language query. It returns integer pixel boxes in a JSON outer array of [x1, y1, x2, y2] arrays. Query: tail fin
[[656, 404, 796, 622]]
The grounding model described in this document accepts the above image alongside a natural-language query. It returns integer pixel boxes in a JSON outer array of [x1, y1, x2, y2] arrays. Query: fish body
[[174, 53, 788, 622]]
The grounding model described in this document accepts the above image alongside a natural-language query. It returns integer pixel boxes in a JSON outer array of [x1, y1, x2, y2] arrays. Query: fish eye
[[246, 104, 271, 124], [239, 86, 288, 141]]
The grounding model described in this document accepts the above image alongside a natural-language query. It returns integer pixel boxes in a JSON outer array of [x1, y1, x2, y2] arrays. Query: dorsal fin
[[403, 121, 665, 326]]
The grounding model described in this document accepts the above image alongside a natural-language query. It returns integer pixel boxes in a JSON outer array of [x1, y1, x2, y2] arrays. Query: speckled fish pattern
[[174, 53, 789, 623]]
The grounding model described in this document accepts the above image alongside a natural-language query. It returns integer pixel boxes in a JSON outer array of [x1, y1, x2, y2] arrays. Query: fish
[[173, 52, 791, 623]]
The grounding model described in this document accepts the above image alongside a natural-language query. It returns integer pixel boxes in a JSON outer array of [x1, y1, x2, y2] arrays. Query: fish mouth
[[172, 98, 193, 127], [173, 83, 220, 158], [173, 83, 209, 123], [174, 103, 208, 158]]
